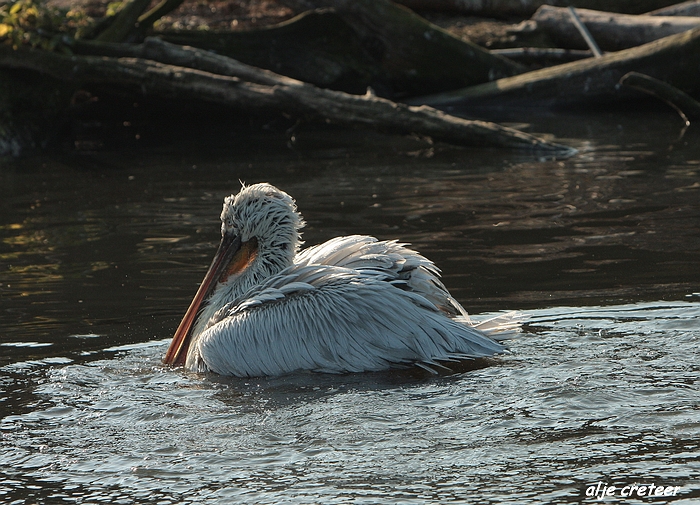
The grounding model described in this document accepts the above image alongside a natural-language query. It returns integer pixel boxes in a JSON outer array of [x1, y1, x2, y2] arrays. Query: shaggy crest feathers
[[222, 182, 305, 252]]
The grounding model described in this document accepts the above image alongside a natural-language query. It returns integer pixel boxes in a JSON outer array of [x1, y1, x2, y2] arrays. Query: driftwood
[[533, 6, 700, 51], [620, 71, 700, 122], [411, 26, 700, 108], [0, 38, 574, 154]]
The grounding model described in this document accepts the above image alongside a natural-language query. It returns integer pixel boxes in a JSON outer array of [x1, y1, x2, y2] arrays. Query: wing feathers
[[194, 267, 507, 377], [296, 235, 465, 317]]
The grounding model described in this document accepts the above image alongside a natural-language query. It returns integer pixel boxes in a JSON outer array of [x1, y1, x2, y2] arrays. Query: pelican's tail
[[462, 311, 526, 342]]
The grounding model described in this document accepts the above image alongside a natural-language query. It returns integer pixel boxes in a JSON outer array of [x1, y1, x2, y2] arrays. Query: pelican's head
[[220, 182, 304, 274], [163, 183, 304, 366]]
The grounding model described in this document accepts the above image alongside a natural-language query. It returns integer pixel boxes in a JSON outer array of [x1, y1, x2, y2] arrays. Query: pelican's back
[[295, 235, 469, 317]]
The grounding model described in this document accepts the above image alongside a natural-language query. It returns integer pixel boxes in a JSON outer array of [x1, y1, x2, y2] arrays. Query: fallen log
[[0, 40, 574, 155], [533, 5, 700, 51], [410, 26, 700, 108], [68, 37, 297, 87]]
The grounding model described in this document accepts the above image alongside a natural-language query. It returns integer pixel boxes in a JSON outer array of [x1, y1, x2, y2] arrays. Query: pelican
[[164, 183, 520, 377]]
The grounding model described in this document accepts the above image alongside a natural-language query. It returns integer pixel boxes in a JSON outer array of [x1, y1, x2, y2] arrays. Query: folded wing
[[296, 235, 469, 317], [189, 265, 505, 377]]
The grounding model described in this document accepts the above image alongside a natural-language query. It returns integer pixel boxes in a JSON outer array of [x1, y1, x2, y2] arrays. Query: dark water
[[1, 110, 699, 504]]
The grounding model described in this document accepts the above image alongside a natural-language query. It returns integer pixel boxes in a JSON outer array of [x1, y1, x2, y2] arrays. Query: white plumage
[[163, 183, 521, 377]]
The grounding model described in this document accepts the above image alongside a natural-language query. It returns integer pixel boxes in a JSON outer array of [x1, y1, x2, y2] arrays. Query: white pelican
[[164, 183, 520, 377]]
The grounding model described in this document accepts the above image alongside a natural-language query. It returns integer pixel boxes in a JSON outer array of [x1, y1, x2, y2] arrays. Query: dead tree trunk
[[533, 6, 700, 51]]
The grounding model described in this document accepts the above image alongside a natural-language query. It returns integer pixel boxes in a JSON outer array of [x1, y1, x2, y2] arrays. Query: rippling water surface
[[1, 111, 699, 503]]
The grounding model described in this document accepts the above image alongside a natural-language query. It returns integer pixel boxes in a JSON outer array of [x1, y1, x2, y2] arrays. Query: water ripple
[[1, 301, 698, 504]]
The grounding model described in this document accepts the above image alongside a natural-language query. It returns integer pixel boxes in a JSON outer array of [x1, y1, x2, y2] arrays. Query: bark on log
[[0, 40, 574, 154], [410, 26, 700, 108], [533, 6, 700, 51], [69, 37, 293, 87]]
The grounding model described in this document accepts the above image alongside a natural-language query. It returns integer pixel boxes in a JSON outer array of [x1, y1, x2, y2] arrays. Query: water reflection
[[0, 110, 699, 504]]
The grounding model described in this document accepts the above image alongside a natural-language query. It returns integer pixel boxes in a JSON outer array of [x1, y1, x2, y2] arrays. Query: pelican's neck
[[192, 233, 298, 338]]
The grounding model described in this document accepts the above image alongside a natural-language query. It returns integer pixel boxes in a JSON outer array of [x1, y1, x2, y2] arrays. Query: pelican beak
[[164, 232, 252, 366]]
